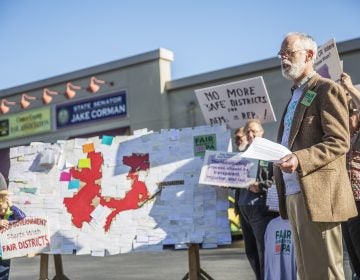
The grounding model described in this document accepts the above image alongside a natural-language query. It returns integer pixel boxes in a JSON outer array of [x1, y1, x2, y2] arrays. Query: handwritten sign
[[199, 150, 257, 188], [194, 76, 276, 129], [0, 217, 50, 259], [266, 184, 279, 212], [315, 38, 342, 82]]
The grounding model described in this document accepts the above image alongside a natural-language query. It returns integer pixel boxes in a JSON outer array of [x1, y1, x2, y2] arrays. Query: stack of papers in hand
[[241, 137, 291, 162]]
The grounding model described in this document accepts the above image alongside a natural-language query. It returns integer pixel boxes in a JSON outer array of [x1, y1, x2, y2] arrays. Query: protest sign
[[8, 125, 232, 255], [315, 38, 342, 82], [194, 76, 276, 129], [199, 150, 257, 188], [0, 217, 50, 259], [266, 184, 279, 212]]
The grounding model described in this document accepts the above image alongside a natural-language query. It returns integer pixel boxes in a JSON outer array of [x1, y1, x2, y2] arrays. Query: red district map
[[63, 151, 150, 231]]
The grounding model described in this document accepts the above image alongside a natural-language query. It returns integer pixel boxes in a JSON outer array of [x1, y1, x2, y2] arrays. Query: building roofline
[[166, 37, 360, 92], [0, 48, 173, 97]]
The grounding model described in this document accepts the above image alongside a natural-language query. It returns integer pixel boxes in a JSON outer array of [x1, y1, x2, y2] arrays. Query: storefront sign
[[0, 107, 52, 141], [56, 91, 127, 128]]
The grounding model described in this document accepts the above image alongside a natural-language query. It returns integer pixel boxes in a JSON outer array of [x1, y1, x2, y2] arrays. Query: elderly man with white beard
[[273, 32, 357, 280]]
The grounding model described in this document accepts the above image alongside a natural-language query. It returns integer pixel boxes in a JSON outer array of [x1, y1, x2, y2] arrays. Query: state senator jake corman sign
[[0, 217, 50, 259]]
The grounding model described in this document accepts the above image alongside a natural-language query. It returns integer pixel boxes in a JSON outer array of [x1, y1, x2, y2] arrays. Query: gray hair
[[286, 32, 318, 63]]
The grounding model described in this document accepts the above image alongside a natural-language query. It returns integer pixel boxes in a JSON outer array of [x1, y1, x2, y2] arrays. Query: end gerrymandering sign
[[194, 76, 276, 129], [0, 217, 50, 259]]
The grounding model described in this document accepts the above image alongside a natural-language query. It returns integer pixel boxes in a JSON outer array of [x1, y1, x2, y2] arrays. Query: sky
[[0, 0, 359, 91]]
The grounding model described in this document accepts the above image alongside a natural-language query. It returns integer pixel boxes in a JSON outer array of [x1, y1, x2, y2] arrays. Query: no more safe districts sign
[[195, 76, 276, 129], [0, 217, 50, 259]]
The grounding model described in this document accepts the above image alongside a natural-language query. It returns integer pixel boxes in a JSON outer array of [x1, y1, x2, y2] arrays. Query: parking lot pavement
[[10, 242, 255, 280]]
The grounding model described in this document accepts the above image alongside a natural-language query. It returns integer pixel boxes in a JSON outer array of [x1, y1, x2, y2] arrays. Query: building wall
[[166, 38, 360, 141], [0, 49, 173, 149], [0, 38, 359, 151]]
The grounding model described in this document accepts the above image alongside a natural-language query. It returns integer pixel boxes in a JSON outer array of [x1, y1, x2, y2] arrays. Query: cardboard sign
[[199, 150, 257, 188], [195, 76, 276, 129], [0, 217, 50, 259], [315, 38, 342, 82], [266, 184, 279, 212]]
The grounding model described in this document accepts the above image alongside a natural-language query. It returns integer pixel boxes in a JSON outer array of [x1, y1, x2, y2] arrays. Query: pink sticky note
[[60, 171, 71, 181]]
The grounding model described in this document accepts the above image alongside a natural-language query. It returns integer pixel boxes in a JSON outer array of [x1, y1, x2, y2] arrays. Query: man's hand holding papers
[[241, 137, 298, 173]]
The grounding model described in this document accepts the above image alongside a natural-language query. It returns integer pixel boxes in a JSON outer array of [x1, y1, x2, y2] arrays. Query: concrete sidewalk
[[10, 242, 255, 280]]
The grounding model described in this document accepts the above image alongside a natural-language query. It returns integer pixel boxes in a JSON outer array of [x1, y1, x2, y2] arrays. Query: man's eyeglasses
[[277, 49, 307, 59], [349, 108, 360, 116]]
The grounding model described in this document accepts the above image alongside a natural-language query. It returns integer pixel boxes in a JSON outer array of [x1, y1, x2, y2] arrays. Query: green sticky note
[[68, 180, 80, 190], [78, 158, 91, 169], [301, 90, 317, 106], [19, 187, 37, 194], [101, 135, 114, 146], [259, 160, 268, 167]]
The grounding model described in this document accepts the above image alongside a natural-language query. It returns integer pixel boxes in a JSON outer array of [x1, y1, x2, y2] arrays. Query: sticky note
[[68, 180, 80, 190], [101, 135, 114, 146], [78, 158, 91, 169], [19, 187, 37, 194], [83, 143, 95, 153], [60, 172, 72, 181]]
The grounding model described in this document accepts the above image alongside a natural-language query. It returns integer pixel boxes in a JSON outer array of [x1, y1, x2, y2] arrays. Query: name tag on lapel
[[300, 90, 317, 106]]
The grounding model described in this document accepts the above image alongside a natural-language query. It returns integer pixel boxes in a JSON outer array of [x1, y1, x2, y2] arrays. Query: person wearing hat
[[0, 172, 26, 280]]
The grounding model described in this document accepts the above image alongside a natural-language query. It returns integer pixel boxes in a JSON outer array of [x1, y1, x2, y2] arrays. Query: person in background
[[264, 215, 297, 280], [234, 127, 249, 152], [341, 73, 360, 280], [0, 173, 26, 280], [342, 72, 360, 108], [235, 119, 278, 280], [274, 32, 357, 280]]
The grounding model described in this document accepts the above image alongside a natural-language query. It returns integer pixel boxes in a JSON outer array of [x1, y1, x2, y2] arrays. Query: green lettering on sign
[[194, 134, 217, 157], [300, 90, 317, 107], [0, 107, 52, 142]]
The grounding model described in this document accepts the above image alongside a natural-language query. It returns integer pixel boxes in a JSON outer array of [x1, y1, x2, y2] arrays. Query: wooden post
[[39, 254, 49, 280], [182, 244, 214, 280], [39, 254, 69, 280], [53, 254, 70, 280]]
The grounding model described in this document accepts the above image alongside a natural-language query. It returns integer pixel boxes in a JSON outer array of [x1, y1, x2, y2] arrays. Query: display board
[[8, 125, 232, 256]]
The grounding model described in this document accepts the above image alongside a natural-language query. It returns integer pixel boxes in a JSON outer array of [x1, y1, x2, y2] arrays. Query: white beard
[[281, 59, 306, 81]]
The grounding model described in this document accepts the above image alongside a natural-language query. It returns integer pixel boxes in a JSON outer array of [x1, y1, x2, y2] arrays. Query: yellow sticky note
[[78, 158, 91, 169], [83, 143, 95, 153]]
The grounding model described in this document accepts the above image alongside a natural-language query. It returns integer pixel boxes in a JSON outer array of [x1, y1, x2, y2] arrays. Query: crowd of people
[[234, 32, 360, 280], [1, 32, 359, 280]]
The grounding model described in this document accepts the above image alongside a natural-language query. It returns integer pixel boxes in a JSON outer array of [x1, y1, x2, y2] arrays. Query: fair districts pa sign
[[194, 76, 276, 129], [0, 217, 50, 259]]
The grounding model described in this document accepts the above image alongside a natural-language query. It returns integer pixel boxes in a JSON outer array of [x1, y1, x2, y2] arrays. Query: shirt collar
[[291, 71, 316, 92]]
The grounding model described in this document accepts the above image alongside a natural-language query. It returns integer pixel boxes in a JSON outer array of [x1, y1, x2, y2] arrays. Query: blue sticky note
[[68, 180, 80, 190], [101, 135, 114, 146]]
